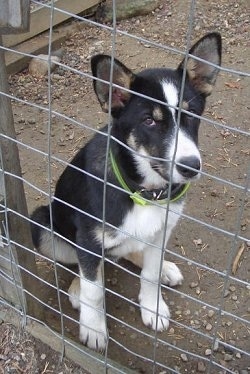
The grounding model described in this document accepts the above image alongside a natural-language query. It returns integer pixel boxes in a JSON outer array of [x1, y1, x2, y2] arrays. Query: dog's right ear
[[91, 55, 135, 113]]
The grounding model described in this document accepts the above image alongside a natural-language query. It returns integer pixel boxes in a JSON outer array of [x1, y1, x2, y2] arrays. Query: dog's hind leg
[[68, 275, 81, 310], [73, 230, 107, 352], [31, 205, 78, 264]]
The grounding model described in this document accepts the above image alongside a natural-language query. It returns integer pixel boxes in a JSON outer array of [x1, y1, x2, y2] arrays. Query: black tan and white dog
[[31, 33, 221, 351]]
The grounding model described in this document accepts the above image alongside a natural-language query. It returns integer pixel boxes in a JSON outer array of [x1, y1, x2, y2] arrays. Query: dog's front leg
[[77, 262, 107, 351], [139, 243, 170, 331]]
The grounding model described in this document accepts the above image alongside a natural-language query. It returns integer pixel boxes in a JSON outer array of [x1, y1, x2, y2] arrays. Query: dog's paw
[[140, 295, 170, 331], [68, 277, 80, 310], [79, 309, 107, 351], [161, 261, 183, 287]]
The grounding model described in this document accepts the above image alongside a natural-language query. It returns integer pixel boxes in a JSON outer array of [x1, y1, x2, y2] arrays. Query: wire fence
[[0, 1, 249, 373]]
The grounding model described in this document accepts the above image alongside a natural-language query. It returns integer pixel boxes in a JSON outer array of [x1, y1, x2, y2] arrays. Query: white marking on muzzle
[[161, 80, 201, 183]]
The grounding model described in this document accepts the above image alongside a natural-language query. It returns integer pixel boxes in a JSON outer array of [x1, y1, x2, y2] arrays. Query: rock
[[196, 287, 201, 295], [213, 338, 219, 351], [197, 361, 206, 372], [180, 353, 188, 362], [190, 282, 198, 288], [224, 353, 233, 361], [96, 0, 162, 23], [205, 348, 212, 356], [205, 323, 213, 331], [29, 54, 60, 77], [207, 309, 215, 318]]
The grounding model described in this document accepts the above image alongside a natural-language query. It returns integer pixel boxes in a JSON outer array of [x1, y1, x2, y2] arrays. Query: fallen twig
[[232, 242, 245, 275]]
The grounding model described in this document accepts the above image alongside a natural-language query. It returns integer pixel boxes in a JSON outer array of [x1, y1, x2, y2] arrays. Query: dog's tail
[[31, 205, 78, 264]]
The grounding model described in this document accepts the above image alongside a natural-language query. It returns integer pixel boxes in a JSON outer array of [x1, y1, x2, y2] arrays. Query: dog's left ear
[[91, 55, 135, 113], [178, 32, 222, 96]]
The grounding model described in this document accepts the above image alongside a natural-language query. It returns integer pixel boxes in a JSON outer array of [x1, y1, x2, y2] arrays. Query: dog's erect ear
[[178, 33, 222, 96], [91, 55, 135, 113]]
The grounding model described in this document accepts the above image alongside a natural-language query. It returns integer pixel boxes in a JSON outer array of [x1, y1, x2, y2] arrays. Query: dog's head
[[91, 33, 221, 188]]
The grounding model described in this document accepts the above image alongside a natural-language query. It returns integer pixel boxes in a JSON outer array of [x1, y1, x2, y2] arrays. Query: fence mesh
[[0, 1, 249, 373]]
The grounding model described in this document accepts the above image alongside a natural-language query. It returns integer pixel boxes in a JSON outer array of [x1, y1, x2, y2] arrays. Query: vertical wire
[[101, 0, 118, 369], [46, 0, 66, 361], [151, 0, 196, 372]]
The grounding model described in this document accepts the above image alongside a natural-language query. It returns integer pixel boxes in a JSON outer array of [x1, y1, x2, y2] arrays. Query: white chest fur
[[95, 200, 185, 257]]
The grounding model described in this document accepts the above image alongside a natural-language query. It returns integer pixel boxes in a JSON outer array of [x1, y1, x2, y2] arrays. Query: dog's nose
[[176, 156, 201, 178]]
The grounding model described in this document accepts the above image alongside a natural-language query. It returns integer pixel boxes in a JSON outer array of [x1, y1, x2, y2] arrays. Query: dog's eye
[[143, 117, 156, 127]]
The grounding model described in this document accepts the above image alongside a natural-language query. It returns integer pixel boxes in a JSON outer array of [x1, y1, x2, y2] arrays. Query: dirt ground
[[1, 0, 249, 373]]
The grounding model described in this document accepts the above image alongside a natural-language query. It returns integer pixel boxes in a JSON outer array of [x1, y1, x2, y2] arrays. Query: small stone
[[213, 338, 219, 351], [197, 361, 206, 372], [196, 287, 201, 295], [40, 354, 46, 360], [211, 190, 218, 197], [180, 353, 188, 362], [231, 295, 238, 301], [205, 349, 212, 356], [169, 327, 175, 334], [229, 285, 236, 292], [207, 309, 215, 318], [193, 238, 203, 246], [235, 352, 241, 359], [111, 277, 117, 285], [130, 333, 137, 339], [224, 353, 233, 361], [184, 309, 191, 316], [205, 323, 213, 331], [190, 282, 198, 288], [223, 289, 230, 298], [129, 306, 136, 313], [28, 119, 36, 124]]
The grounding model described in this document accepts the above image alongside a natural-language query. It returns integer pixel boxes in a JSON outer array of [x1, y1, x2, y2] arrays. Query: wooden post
[[0, 0, 30, 34], [0, 4, 43, 319]]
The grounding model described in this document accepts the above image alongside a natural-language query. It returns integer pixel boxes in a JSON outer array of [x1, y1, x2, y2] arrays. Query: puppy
[[31, 33, 221, 350]]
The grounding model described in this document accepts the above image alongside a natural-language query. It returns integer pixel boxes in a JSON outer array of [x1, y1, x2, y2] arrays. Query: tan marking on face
[[127, 133, 138, 150], [181, 100, 189, 111], [153, 106, 163, 121]]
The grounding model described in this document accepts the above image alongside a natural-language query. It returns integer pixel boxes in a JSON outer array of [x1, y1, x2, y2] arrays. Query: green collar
[[110, 150, 190, 206]]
